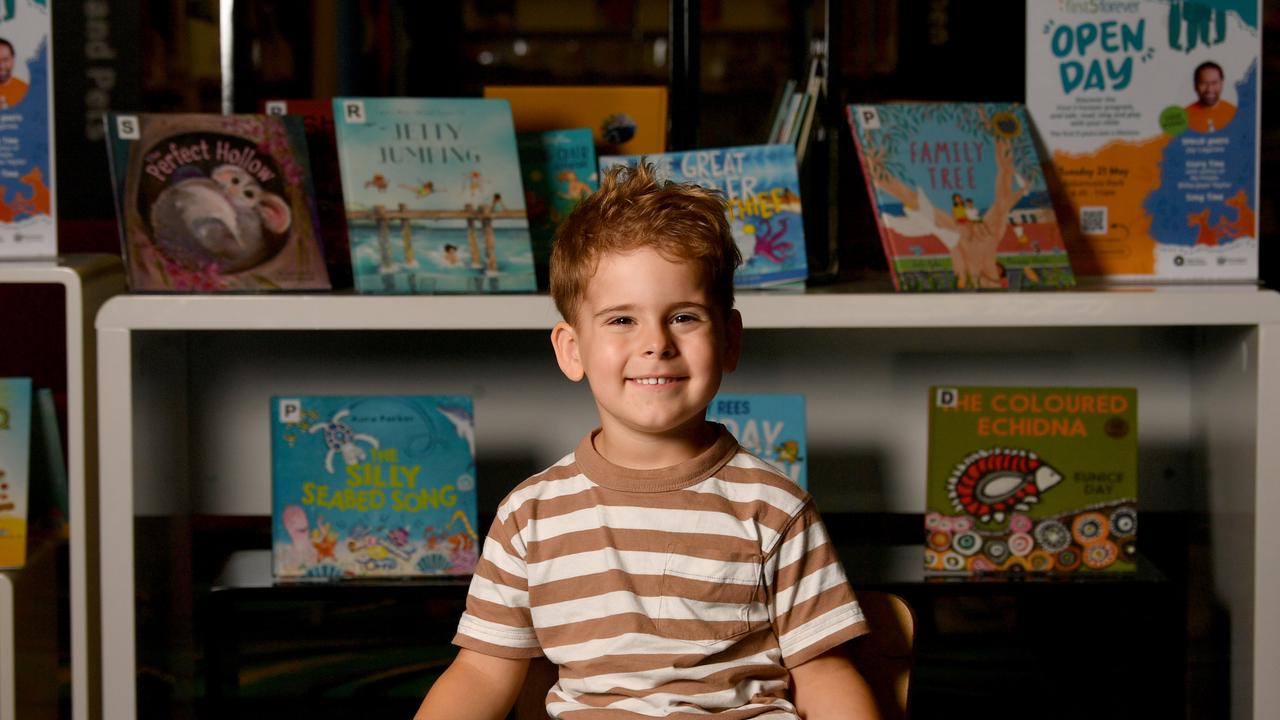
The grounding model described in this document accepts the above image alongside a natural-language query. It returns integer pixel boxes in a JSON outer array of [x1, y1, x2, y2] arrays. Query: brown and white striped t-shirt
[[454, 425, 868, 718]]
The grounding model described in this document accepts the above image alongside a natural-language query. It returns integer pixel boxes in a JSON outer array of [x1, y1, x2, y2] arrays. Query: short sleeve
[[453, 510, 543, 658], [765, 499, 869, 667]]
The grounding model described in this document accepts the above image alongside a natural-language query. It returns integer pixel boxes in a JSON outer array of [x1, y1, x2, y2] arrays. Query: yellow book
[[0, 379, 32, 568], [483, 85, 668, 156]]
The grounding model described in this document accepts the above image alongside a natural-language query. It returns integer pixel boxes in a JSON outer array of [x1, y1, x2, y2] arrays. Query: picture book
[[926, 386, 1138, 575], [332, 97, 536, 293], [0, 378, 33, 568], [104, 113, 331, 292], [847, 103, 1076, 292], [264, 98, 353, 288], [0, 2, 55, 259], [483, 85, 668, 157], [1026, 2, 1260, 282], [598, 144, 808, 287], [270, 395, 479, 579], [516, 128, 597, 289], [707, 393, 807, 489]]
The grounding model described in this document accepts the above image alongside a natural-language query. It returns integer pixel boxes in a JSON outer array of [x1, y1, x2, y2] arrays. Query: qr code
[[1080, 206, 1108, 235]]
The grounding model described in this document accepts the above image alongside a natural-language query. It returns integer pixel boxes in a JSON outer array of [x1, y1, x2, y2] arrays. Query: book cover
[[483, 85, 668, 157], [847, 103, 1076, 292], [104, 113, 332, 292], [263, 99, 354, 288], [0, 2, 55, 258], [926, 386, 1138, 575], [598, 144, 808, 287], [516, 128, 597, 290], [707, 393, 806, 489], [1026, 2, 1260, 282], [0, 378, 32, 568], [270, 395, 479, 579], [332, 97, 536, 294]]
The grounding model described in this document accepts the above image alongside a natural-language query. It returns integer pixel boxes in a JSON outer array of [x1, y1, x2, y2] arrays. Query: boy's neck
[[592, 419, 720, 470]]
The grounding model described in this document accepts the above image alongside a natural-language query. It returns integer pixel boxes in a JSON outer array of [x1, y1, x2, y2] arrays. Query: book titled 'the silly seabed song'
[[847, 103, 1075, 292], [271, 395, 478, 580], [105, 112, 331, 292], [1026, 1, 1260, 282], [707, 393, 807, 489], [0, 1, 55, 258], [926, 386, 1138, 576], [599, 144, 808, 288], [333, 97, 536, 294]]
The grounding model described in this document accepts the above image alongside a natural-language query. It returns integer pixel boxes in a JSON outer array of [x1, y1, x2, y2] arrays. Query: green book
[[926, 386, 1138, 575]]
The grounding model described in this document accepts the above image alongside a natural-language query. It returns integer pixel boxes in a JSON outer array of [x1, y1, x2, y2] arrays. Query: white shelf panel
[[95, 287, 1280, 332]]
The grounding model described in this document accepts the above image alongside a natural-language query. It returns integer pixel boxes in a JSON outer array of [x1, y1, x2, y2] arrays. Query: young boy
[[416, 163, 879, 719]]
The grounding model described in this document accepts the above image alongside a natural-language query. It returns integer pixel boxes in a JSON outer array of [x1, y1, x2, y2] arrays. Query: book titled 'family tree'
[[104, 113, 331, 291], [271, 395, 479, 579], [599, 144, 808, 288], [333, 97, 536, 293], [847, 103, 1075, 292], [926, 386, 1137, 575]]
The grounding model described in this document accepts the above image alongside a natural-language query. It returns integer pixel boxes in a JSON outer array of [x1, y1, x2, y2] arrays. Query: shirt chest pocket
[[656, 545, 763, 645]]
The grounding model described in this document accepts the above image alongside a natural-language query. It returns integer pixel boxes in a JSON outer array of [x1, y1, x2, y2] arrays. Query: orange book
[[482, 86, 667, 156]]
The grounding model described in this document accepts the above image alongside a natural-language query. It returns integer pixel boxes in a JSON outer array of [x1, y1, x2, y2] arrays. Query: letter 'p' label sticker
[[858, 107, 881, 131]]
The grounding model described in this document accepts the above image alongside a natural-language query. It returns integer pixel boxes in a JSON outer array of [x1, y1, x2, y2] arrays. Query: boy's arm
[[414, 648, 531, 720], [789, 645, 882, 720]]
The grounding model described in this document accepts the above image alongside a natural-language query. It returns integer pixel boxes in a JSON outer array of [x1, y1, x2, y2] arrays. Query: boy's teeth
[[635, 377, 671, 385]]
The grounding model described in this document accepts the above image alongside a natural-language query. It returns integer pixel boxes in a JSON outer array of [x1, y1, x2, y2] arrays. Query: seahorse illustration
[[946, 448, 1062, 523]]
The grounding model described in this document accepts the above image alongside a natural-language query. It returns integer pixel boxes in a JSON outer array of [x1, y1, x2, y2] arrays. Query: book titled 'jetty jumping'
[[1026, 1, 1260, 282], [847, 103, 1075, 292], [599, 144, 808, 288], [333, 97, 536, 294], [926, 386, 1138, 575], [105, 113, 331, 291], [271, 395, 479, 580]]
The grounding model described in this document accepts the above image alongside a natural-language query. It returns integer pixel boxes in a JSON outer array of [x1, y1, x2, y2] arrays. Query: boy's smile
[[552, 247, 742, 469]]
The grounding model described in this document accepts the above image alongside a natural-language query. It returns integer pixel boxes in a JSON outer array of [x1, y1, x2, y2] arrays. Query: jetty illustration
[[346, 201, 525, 291]]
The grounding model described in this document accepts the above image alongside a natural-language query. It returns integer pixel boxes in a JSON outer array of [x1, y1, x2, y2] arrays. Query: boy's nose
[[642, 331, 676, 358]]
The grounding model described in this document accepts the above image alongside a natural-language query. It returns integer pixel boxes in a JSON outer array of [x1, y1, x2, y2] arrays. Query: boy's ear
[[551, 321, 585, 382], [722, 309, 743, 373]]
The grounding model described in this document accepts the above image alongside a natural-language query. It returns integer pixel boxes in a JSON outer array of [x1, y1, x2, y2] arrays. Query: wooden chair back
[[851, 590, 916, 720]]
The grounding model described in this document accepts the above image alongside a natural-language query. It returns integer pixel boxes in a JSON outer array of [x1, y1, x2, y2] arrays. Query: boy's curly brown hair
[[550, 162, 741, 323]]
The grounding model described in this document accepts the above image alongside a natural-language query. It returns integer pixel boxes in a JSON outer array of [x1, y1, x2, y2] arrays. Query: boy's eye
[[606, 316, 635, 326], [670, 313, 701, 324]]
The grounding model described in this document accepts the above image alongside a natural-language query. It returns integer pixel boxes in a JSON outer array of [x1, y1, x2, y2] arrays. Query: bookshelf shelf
[[96, 288, 1280, 719], [0, 255, 124, 720]]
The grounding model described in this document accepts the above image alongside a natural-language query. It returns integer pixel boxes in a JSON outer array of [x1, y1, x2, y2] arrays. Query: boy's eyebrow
[[593, 301, 712, 319]]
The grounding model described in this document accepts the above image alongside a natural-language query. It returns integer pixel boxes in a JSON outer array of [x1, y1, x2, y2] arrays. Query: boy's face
[[552, 247, 741, 458]]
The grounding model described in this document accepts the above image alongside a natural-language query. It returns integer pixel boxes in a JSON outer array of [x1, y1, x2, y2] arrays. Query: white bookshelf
[[0, 255, 124, 720], [96, 288, 1280, 719]]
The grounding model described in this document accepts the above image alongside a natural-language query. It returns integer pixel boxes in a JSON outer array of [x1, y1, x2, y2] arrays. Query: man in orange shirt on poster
[[1185, 61, 1235, 134], [0, 39, 27, 109]]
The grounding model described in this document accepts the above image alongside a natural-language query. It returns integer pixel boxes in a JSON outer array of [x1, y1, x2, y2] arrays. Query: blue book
[[0, 378, 33, 568], [0, 3, 55, 259], [598, 144, 808, 288], [270, 395, 479, 579], [516, 128, 597, 289], [707, 393, 806, 489], [333, 97, 536, 293]]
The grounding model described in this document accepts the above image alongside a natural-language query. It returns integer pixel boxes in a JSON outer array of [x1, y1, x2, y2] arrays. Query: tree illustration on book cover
[[926, 386, 1137, 575], [270, 395, 479, 579], [333, 97, 536, 293], [847, 103, 1076, 292], [105, 113, 331, 292]]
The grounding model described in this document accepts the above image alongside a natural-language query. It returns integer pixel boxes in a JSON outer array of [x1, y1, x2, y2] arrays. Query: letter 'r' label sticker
[[342, 100, 366, 124]]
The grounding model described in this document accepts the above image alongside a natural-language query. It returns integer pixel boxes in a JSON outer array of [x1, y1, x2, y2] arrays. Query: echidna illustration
[[947, 448, 1062, 523]]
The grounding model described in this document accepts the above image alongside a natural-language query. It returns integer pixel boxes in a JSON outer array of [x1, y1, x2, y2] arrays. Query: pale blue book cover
[[598, 144, 808, 287], [707, 393, 806, 489], [333, 97, 536, 293], [0, 378, 32, 567], [270, 395, 478, 579], [0, 2, 55, 258]]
